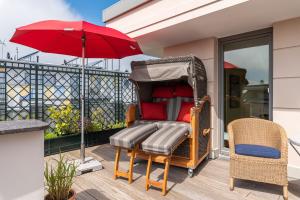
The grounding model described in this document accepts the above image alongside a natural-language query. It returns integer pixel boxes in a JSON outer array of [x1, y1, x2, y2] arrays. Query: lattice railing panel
[[0, 60, 135, 131], [5, 62, 33, 120], [87, 70, 118, 129], [118, 74, 136, 122]]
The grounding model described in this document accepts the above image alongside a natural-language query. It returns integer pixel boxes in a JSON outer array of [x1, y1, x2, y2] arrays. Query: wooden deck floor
[[45, 144, 300, 200]]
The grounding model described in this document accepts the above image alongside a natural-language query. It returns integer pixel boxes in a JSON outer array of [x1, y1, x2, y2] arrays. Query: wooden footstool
[[141, 126, 189, 195], [109, 124, 157, 183]]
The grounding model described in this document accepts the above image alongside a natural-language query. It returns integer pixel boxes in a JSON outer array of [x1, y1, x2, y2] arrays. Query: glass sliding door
[[219, 29, 273, 149]]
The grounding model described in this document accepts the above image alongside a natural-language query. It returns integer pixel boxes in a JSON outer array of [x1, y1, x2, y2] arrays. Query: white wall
[[273, 17, 300, 178], [0, 131, 44, 200], [164, 37, 220, 157]]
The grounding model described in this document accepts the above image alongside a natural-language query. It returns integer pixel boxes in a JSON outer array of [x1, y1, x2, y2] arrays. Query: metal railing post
[[4, 61, 7, 120], [35, 64, 39, 119]]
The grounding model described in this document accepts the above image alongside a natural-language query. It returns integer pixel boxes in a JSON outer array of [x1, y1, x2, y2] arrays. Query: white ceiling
[[135, 0, 300, 57]]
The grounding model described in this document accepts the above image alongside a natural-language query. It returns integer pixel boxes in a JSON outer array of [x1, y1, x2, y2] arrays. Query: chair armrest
[[190, 106, 201, 137], [190, 96, 211, 137], [125, 104, 137, 127], [279, 126, 288, 163], [227, 122, 235, 157]]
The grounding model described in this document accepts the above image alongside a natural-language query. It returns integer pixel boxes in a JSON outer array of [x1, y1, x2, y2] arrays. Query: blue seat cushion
[[235, 144, 281, 159]]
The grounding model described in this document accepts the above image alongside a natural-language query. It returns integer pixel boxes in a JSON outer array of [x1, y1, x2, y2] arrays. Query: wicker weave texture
[[198, 100, 211, 159], [228, 118, 288, 186], [173, 139, 190, 158]]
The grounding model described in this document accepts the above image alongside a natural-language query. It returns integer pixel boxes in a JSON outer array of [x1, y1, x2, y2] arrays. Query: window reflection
[[223, 45, 270, 148]]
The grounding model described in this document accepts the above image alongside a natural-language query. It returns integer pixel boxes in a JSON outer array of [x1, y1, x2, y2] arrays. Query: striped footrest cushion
[[134, 120, 191, 132], [141, 126, 189, 155], [110, 124, 158, 149]]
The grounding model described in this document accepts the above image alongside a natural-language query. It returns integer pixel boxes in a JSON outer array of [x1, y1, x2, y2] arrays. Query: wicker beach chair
[[228, 118, 288, 200], [127, 56, 211, 177], [110, 56, 211, 187]]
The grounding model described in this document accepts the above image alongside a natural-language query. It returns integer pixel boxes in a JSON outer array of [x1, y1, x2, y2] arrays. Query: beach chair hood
[[129, 56, 207, 106]]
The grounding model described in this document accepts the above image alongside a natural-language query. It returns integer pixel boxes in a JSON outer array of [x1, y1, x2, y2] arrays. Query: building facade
[[103, 0, 300, 178]]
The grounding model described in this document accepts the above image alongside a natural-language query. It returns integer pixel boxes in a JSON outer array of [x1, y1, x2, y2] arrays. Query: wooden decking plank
[[44, 144, 298, 200]]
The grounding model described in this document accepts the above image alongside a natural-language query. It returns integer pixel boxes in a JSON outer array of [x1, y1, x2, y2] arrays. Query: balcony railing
[[0, 59, 136, 131]]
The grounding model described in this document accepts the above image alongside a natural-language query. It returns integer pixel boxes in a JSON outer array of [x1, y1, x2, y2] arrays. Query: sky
[[65, 0, 118, 26], [0, 0, 150, 71]]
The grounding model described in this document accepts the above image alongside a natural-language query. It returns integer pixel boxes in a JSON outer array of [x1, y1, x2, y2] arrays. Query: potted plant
[[44, 154, 77, 200]]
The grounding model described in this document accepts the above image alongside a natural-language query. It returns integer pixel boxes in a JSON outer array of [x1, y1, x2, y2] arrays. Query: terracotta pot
[[45, 189, 76, 200], [68, 189, 76, 200]]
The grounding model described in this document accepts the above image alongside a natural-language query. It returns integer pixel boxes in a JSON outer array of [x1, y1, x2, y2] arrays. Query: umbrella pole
[[73, 35, 103, 175], [80, 35, 86, 164]]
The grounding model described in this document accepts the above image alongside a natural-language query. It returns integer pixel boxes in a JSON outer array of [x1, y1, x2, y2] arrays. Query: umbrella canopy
[[10, 20, 142, 58]]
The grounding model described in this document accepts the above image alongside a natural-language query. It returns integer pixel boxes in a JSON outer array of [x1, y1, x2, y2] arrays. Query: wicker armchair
[[228, 118, 288, 200]]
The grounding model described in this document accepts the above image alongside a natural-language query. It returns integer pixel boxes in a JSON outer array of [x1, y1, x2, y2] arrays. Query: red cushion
[[158, 101, 168, 106], [176, 102, 194, 123], [141, 102, 167, 120], [152, 86, 174, 98], [174, 84, 193, 97]]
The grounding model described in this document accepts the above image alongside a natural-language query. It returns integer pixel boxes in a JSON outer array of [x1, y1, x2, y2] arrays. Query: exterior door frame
[[218, 28, 273, 154]]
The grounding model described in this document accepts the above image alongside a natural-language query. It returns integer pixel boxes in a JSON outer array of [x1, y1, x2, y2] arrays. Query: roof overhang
[[103, 0, 151, 23], [105, 0, 300, 57]]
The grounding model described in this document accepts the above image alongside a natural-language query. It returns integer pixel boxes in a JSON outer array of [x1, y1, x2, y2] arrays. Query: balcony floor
[[45, 144, 300, 200]]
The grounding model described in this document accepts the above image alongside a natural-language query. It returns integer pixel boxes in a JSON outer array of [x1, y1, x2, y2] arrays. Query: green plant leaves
[[48, 104, 80, 136], [44, 154, 77, 200], [47, 105, 126, 137]]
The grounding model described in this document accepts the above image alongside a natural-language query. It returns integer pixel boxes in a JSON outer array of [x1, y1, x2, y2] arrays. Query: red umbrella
[[10, 20, 142, 164], [10, 20, 142, 58], [224, 61, 239, 69]]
